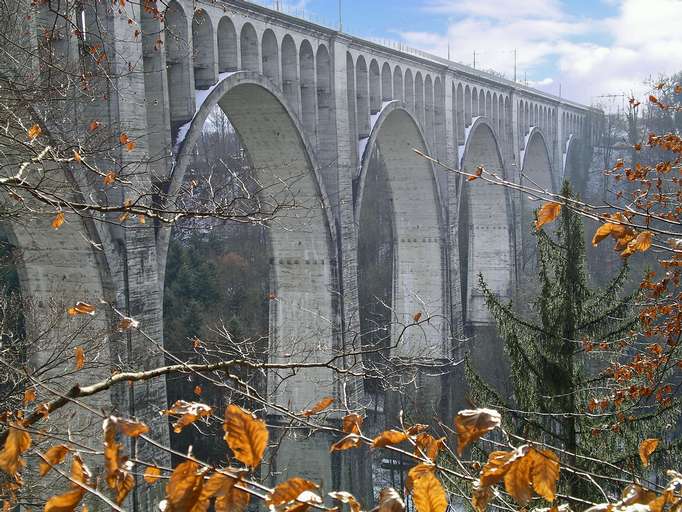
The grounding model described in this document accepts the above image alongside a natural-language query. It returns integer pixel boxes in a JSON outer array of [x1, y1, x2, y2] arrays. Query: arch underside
[[0, 185, 117, 499], [564, 136, 588, 196], [519, 130, 554, 270], [522, 130, 553, 194], [170, 75, 336, 414], [461, 121, 512, 326], [359, 107, 446, 360]]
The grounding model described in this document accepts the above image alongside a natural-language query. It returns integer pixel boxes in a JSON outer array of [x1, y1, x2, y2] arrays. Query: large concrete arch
[[519, 128, 554, 271], [355, 102, 446, 359], [458, 117, 512, 397], [355, 101, 448, 423], [165, 71, 337, 411], [0, 166, 123, 499], [564, 135, 590, 197], [163, 71, 340, 485], [459, 117, 512, 326], [521, 127, 554, 194]]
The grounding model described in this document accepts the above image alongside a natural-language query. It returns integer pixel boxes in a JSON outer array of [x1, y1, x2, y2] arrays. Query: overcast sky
[[274, 0, 682, 109]]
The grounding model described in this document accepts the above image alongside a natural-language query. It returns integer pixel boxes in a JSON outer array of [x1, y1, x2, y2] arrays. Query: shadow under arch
[[355, 101, 446, 357], [457, 116, 513, 401], [353, 102, 448, 426], [519, 128, 554, 272], [0, 179, 122, 499], [563, 134, 590, 197], [458, 117, 512, 325], [521, 127, 553, 191], [162, 72, 338, 442]]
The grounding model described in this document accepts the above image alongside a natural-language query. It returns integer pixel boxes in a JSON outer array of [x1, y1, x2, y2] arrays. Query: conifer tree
[[465, 182, 679, 500]]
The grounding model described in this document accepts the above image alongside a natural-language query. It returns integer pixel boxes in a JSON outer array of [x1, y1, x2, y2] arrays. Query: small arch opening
[[240, 23, 259, 72], [261, 29, 279, 84]]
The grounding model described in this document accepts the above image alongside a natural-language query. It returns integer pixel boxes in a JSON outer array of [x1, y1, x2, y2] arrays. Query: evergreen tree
[[466, 182, 679, 500]]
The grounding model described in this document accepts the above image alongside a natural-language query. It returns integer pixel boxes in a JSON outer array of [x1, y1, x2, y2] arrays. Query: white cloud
[[528, 77, 554, 87], [398, 0, 682, 105], [425, 0, 565, 19]]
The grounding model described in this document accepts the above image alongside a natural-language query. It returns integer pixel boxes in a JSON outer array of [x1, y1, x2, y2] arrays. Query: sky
[[272, 0, 682, 108]]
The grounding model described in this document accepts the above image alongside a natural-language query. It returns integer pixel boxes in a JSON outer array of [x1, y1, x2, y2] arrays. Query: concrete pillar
[[97, 4, 171, 508]]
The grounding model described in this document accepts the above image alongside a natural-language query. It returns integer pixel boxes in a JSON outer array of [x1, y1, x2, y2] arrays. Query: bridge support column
[[96, 6, 171, 509], [330, 38, 373, 504]]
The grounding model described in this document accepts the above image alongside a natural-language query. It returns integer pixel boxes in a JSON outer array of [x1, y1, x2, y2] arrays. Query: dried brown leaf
[[406, 464, 436, 493], [503, 449, 533, 506], [104, 171, 117, 186], [117, 317, 139, 331], [621, 231, 653, 258], [165, 460, 204, 512], [144, 466, 162, 484], [329, 491, 362, 512], [267, 477, 319, 507], [0, 423, 31, 478], [414, 434, 445, 461], [52, 212, 65, 230], [302, 397, 334, 417], [454, 408, 501, 456], [214, 473, 250, 512], [23, 388, 36, 406], [223, 404, 268, 469], [330, 434, 362, 453], [67, 302, 95, 317], [535, 202, 561, 231], [372, 430, 408, 449], [639, 438, 659, 467], [342, 413, 363, 434], [115, 418, 149, 437], [471, 482, 493, 512], [164, 400, 212, 434], [39, 445, 70, 477], [479, 450, 516, 487], [27, 124, 42, 141], [528, 448, 560, 502], [74, 347, 85, 370], [410, 467, 447, 512], [44, 487, 85, 512], [406, 424, 429, 436], [378, 488, 405, 512]]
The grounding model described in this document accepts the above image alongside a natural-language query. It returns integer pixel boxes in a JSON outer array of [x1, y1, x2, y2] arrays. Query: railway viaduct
[[8, 0, 599, 507]]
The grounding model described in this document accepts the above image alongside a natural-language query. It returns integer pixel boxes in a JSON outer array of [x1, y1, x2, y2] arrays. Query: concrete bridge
[[11, 0, 598, 506]]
